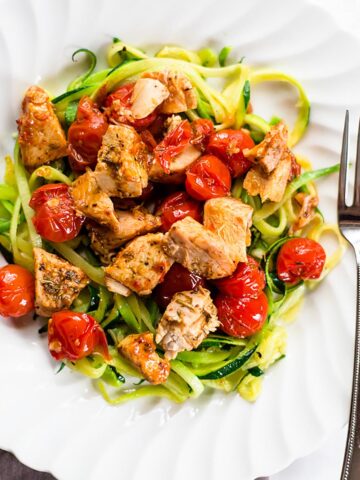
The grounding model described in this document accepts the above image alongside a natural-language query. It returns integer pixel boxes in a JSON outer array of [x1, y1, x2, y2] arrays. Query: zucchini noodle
[[67, 48, 97, 91], [28, 166, 72, 191], [253, 206, 288, 238], [96, 380, 182, 405], [249, 69, 311, 147], [170, 360, 205, 398], [308, 223, 347, 275], [13, 142, 42, 249]]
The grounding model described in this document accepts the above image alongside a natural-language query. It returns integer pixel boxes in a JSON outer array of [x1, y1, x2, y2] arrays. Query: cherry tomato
[[157, 191, 203, 232], [154, 120, 192, 173], [276, 238, 326, 284], [215, 292, 268, 338], [104, 83, 157, 130], [68, 96, 108, 171], [48, 311, 110, 362], [214, 256, 265, 298], [185, 154, 231, 201], [29, 184, 85, 243], [207, 129, 255, 177], [191, 119, 214, 150], [0, 264, 35, 318], [155, 263, 206, 309]]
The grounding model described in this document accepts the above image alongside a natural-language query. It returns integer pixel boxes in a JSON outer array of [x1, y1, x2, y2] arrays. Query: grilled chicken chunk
[[94, 124, 149, 198], [118, 332, 170, 384], [204, 197, 253, 263], [155, 287, 219, 359], [163, 217, 237, 279], [143, 71, 197, 114], [243, 150, 293, 203], [105, 233, 174, 295], [87, 206, 161, 264], [33, 248, 89, 316], [70, 171, 119, 231], [17, 86, 67, 169], [289, 192, 319, 235], [149, 144, 201, 183], [149, 114, 201, 183], [131, 78, 169, 119], [244, 122, 288, 174]]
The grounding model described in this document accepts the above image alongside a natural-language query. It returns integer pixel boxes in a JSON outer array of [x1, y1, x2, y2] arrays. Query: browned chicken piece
[[105, 233, 174, 295], [164, 114, 183, 132], [149, 144, 201, 183], [163, 216, 237, 279], [131, 78, 169, 119], [143, 71, 197, 114], [155, 287, 219, 360], [94, 124, 150, 198], [149, 114, 201, 183], [87, 206, 161, 264], [289, 192, 319, 234], [33, 248, 89, 317], [104, 276, 132, 297], [204, 197, 253, 263], [118, 332, 170, 384], [244, 122, 288, 174], [70, 171, 120, 231], [243, 149, 293, 203], [17, 86, 67, 169]]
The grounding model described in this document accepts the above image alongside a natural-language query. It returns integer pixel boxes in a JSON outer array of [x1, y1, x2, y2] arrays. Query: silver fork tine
[[339, 110, 349, 209], [354, 118, 360, 206]]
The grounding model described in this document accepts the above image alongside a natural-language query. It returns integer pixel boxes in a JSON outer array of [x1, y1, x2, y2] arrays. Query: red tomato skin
[[277, 238, 326, 284], [185, 154, 231, 201], [191, 119, 214, 150], [207, 129, 254, 177], [68, 96, 108, 171], [154, 120, 192, 173], [155, 263, 206, 309], [157, 191, 203, 232], [214, 257, 265, 298], [104, 83, 157, 130], [215, 292, 268, 338], [30, 184, 85, 243], [48, 311, 110, 362], [0, 265, 35, 318]]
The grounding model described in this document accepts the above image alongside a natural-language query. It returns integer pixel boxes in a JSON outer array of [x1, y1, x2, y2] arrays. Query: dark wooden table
[[0, 449, 269, 479]]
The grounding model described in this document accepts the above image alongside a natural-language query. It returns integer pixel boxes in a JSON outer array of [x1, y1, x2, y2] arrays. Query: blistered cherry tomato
[[68, 96, 108, 171], [0, 264, 35, 318], [104, 82, 157, 129], [157, 191, 202, 231], [48, 311, 110, 362], [155, 263, 206, 309], [185, 154, 231, 201], [214, 256, 265, 298], [207, 129, 255, 177], [191, 118, 214, 150], [29, 184, 85, 243], [154, 120, 192, 173], [215, 292, 268, 338], [276, 238, 326, 284]]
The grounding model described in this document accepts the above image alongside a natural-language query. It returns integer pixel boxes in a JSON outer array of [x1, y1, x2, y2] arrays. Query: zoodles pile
[[0, 39, 345, 404]]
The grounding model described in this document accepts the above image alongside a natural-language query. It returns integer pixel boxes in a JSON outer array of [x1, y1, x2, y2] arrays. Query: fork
[[339, 111, 360, 480]]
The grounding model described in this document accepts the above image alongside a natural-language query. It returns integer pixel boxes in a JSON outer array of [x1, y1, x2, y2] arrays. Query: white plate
[[0, 0, 359, 479]]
